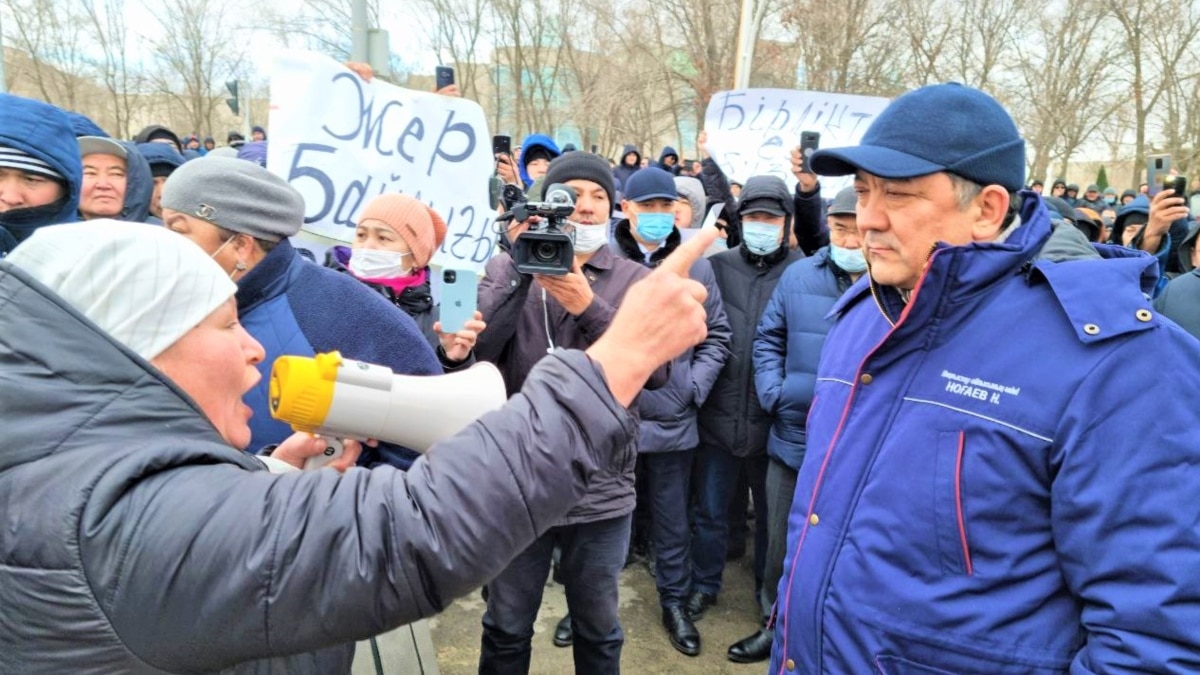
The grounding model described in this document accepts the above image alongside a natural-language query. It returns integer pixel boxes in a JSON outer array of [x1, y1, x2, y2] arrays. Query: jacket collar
[[235, 238, 297, 314], [736, 239, 792, 269], [612, 219, 680, 267]]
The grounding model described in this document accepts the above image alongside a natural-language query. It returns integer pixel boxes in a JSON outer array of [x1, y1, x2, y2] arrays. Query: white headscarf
[[7, 220, 237, 360]]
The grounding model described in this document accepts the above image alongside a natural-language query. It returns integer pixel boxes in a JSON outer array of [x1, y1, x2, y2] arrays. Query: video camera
[[509, 183, 577, 276]]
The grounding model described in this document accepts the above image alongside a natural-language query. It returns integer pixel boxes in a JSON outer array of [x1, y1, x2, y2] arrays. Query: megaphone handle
[[303, 437, 344, 470]]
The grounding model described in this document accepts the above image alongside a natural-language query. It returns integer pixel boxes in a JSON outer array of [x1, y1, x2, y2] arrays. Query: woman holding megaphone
[[0, 219, 716, 672]]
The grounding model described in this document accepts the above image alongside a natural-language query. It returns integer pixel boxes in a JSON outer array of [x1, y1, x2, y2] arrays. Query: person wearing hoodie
[[658, 146, 682, 176], [608, 167, 731, 657], [202, 136, 215, 154], [137, 142, 185, 220], [1078, 184, 1108, 212], [1120, 188, 1137, 205], [1154, 221, 1200, 338], [515, 133, 560, 190], [78, 137, 155, 224], [0, 94, 82, 256], [1142, 183, 1193, 277], [1050, 178, 1067, 198], [133, 124, 183, 154], [674, 175, 707, 230], [1064, 182, 1080, 206], [252, 125, 267, 142], [1111, 193, 1172, 295], [64, 110, 109, 138], [324, 192, 485, 369], [614, 144, 642, 191]]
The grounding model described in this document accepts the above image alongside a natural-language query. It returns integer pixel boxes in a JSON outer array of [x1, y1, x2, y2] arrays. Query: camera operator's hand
[[435, 311, 486, 363], [496, 154, 521, 186], [791, 146, 818, 193], [587, 227, 716, 406], [272, 432, 367, 472], [535, 261, 595, 316]]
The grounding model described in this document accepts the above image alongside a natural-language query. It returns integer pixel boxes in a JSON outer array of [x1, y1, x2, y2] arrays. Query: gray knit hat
[[160, 156, 305, 241]]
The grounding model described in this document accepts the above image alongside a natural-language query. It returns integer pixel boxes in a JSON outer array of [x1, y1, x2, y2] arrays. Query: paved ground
[[428, 552, 769, 674]]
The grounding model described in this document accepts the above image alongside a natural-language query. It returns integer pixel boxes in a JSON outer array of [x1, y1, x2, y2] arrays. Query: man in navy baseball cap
[[772, 82, 1200, 675]]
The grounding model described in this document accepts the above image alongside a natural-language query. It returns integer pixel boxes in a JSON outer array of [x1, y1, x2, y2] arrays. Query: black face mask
[[0, 195, 72, 243]]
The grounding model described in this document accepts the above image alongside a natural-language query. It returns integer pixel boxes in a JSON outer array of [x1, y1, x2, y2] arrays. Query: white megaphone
[[269, 351, 508, 469]]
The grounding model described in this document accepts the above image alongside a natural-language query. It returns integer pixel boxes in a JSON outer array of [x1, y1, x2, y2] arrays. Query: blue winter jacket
[[771, 194, 1200, 674], [237, 240, 442, 469], [517, 134, 560, 188], [752, 247, 854, 470], [0, 94, 82, 255], [610, 223, 731, 453]]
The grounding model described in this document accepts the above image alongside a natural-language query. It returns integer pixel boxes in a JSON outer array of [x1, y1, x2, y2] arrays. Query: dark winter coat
[[0, 258, 639, 674], [752, 247, 854, 470], [476, 244, 667, 525], [699, 242, 804, 457], [613, 144, 643, 193], [611, 222, 731, 453]]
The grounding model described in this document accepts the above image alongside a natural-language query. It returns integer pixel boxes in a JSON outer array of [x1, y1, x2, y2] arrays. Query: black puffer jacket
[[0, 260, 638, 673], [699, 242, 803, 457]]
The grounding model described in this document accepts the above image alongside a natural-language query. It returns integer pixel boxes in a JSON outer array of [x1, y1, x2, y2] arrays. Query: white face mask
[[349, 248, 412, 279], [210, 236, 243, 280], [570, 221, 609, 253]]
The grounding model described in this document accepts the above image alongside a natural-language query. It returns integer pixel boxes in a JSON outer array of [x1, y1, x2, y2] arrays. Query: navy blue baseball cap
[[624, 167, 678, 202], [809, 83, 1026, 192]]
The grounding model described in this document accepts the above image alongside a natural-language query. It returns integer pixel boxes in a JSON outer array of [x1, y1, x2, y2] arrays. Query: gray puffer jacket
[[0, 261, 638, 674]]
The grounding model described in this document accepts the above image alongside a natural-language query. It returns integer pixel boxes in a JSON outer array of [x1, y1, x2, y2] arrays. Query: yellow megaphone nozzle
[[269, 352, 342, 431]]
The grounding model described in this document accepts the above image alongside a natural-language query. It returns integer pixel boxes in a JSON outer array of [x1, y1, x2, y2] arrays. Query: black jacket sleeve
[[793, 183, 829, 256]]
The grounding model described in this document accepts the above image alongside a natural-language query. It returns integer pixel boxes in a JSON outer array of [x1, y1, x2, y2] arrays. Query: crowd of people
[[3, 65, 1200, 675]]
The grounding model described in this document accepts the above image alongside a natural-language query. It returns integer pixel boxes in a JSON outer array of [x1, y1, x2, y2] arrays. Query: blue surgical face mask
[[635, 211, 675, 243], [741, 220, 782, 256], [829, 243, 867, 273], [1105, 195, 1117, 205]]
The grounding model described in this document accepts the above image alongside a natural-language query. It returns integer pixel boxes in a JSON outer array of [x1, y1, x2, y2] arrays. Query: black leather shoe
[[662, 606, 701, 656], [685, 591, 718, 621], [727, 627, 773, 663], [552, 615, 572, 647]]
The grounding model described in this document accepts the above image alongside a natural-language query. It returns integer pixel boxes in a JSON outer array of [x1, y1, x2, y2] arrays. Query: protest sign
[[704, 89, 890, 198], [268, 50, 496, 271]]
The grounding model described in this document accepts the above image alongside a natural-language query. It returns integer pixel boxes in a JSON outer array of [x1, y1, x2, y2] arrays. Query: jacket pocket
[[874, 654, 958, 675], [934, 430, 974, 576]]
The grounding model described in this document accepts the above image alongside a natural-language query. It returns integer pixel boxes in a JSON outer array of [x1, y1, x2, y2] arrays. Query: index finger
[[656, 227, 718, 278]]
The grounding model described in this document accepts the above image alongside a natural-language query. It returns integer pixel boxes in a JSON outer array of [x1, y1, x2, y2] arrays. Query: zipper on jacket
[[955, 429, 974, 576], [868, 242, 939, 327]]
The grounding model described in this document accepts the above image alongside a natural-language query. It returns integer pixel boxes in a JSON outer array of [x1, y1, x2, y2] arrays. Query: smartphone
[[1147, 155, 1172, 196], [493, 134, 512, 156], [435, 65, 455, 90], [1165, 175, 1188, 198], [438, 267, 478, 334], [800, 131, 821, 175]]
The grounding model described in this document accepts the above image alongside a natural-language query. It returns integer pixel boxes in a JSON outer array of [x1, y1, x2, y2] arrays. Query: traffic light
[[225, 80, 239, 116]]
